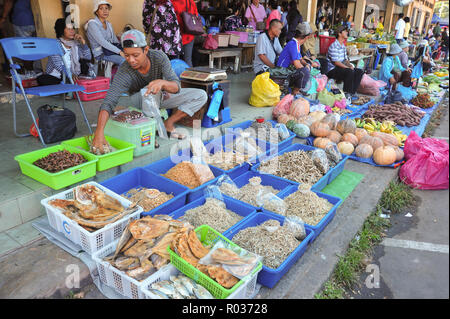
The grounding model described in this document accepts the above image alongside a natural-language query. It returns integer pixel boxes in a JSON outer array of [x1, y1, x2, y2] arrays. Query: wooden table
[[198, 48, 243, 73], [238, 43, 256, 70]]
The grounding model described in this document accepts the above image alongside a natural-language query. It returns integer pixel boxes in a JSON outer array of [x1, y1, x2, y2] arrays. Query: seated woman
[[379, 43, 411, 90], [85, 1, 125, 68], [398, 40, 411, 69], [414, 40, 433, 75], [37, 18, 94, 86], [223, 1, 245, 31]]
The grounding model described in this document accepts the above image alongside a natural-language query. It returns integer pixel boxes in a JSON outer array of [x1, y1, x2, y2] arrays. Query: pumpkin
[[321, 113, 341, 130], [293, 123, 310, 138], [370, 131, 400, 147], [337, 141, 355, 155], [314, 137, 333, 149], [342, 133, 359, 147], [297, 115, 315, 128], [360, 135, 384, 151], [327, 130, 342, 144], [309, 111, 327, 123], [373, 146, 397, 165], [278, 114, 295, 124], [355, 144, 374, 158], [286, 119, 297, 131], [393, 147, 404, 162], [336, 118, 357, 135], [354, 128, 368, 142], [310, 121, 331, 137], [289, 97, 310, 118]]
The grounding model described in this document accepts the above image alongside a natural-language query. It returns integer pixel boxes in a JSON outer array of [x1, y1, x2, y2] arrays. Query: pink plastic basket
[[76, 76, 110, 101]]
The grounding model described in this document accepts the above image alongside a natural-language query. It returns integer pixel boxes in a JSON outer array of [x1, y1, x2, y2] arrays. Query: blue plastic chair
[[0, 37, 92, 146]]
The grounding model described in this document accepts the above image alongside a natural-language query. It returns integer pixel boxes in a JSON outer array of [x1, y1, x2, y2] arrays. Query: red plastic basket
[[319, 35, 336, 55], [76, 76, 110, 101]]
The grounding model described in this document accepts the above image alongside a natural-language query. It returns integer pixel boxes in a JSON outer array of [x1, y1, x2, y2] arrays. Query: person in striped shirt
[[325, 25, 364, 98], [91, 29, 207, 150]]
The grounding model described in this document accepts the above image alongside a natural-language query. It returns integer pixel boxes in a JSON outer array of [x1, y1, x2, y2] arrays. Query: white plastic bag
[[140, 88, 167, 139]]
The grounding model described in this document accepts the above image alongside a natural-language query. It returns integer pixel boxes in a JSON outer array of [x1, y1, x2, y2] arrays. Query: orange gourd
[[336, 119, 357, 135], [360, 135, 384, 151], [355, 144, 374, 158], [354, 128, 368, 142], [327, 130, 342, 144], [310, 121, 331, 137], [373, 146, 397, 165], [337, 141, 355, 155], [289, 98, 310, 118], [342, 133, 359, 147], [314, 137, 333, 149]]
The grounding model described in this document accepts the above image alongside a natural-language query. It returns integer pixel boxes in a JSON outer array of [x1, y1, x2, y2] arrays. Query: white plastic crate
[[141, 264, 261, 299], [92, 239, 172, 299], [40, 181, 143, 255]]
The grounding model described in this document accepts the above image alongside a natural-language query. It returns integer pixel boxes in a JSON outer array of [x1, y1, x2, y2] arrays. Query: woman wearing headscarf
[[142, 0, 182, 59], [379, 43, 411, 89]]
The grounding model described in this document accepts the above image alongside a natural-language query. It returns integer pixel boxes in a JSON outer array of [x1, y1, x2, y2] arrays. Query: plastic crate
[[275, 186, 342, 241], [40, 182, 143, 255], [14, 145, 98, 190], [104, 116, 156, 157], [326, 154, 349, 185], [169, 195, 257, 233], [167, 224, 263, 299], [223, 210, 315, 288], [143, 156, 223, 202], [61, 135, 135, 171], [141, 263, 259, 299], [92, 238, 172, 299], [75, 76, 110, 101], [225, 31, 248, 43], [100, 167, 189, 216], [227, 171, 296, 209]]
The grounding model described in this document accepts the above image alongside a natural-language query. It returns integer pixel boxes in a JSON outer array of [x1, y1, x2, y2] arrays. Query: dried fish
[[204, 151, 249, 171], [219, 176, 278, 207], [123, 187, 174, 212]]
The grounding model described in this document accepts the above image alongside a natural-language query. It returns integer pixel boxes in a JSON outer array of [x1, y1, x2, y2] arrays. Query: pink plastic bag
[[357, 74, 387, 96], [315, 74, 328, 92], [272, 94, 293, 119], [333, 98, 347, 109], [399, 131, 449, 190]]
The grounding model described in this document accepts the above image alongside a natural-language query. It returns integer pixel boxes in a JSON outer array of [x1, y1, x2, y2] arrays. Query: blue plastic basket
[[223, 210, 315, 288], [143, 156, 223, 202], [226, 120, 296, 151], [227, 171, 297, 209], [276, 185, 342, 241], [169, 195, 258, 234], [100, 167, 189, 216]]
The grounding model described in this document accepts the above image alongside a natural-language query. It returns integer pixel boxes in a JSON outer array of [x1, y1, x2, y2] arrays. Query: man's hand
[[389, 77, 396, 85], [91, 130, 108, 152], [145, 79, 167, 96]]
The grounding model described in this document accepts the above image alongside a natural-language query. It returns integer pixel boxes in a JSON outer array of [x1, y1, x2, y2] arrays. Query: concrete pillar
[[353, 0, 366, 32], [347, 2, 356, 19], [298, 0, 310, 23], [309, 0, 318, 24], [385, 0, 395, 33]]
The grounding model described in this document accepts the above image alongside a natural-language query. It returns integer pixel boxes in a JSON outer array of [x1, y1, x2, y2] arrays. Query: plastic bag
[[310, 103, 327, 112], [325, 143, 342, 167], [190, 156, 215, 185], [203, 185, 226, 208], [284, 216, 306, 240], [190, 136, 209, 160], [333, 98, 347, 109], [199, 240, 262, 279], [315, 74, 328, 92], [318, 88, 345, 107], [399, 131, 449, 190], [249, 72, 281, 107], [140, 88, 168, 139], [272, 93, 294, 119], [357, 74, 387, 96], [215, 175, 240, 198], [384, 89, 407, 104], [396, 84, 418, 101], [310, 148, 330, 174], [256, 190, 287, 215], [229, 133, 262, 158], [275, 123, 290, 140]]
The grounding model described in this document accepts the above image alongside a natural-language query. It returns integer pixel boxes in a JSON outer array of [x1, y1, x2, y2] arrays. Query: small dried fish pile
[[352, 96, 372, 106], [172, 228, 240, 289], [104, 215, 191, 281], [123, 187, 174, 212], [148, 274, 214, 299], [49, 184, 136, 232], [218, 176, 278, 207], [204, 151, 249, 171], [113, 110, 144, 123], [163, 161, 214, 189], [180, 198, 243, 233], [231, 220, 301, 269], [34, 150, 87, 173], [282, 187, 333, 225], [258, 150, 324, 185], [243, 121, 282, 143], [225, 136, 264, 157]]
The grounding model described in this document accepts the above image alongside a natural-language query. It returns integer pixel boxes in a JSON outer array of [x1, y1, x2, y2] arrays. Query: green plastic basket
[[61, 135, 136, 171], [167, 225, 263, 299], [14, 145, 98, 190]]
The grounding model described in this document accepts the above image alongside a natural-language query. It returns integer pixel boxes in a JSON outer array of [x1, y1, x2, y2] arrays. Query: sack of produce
[[272, 94, 293, 119], [37, 104, 77, 144], [399, 131, 449, 190], [249, 72, 281, 107], [357, 74, 387, 96]]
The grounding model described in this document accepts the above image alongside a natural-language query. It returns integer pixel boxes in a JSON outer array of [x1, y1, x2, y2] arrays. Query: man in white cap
[[91, 29, 207, 150], [379, 43, 411, 89]]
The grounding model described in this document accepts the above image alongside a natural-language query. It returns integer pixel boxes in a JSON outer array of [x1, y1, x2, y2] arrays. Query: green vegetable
[[293, 124, 310, 138], [286, 120, 297, 131]]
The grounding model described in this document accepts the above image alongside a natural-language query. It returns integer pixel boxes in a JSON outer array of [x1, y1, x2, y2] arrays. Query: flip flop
[[167, 130, 187, 140]]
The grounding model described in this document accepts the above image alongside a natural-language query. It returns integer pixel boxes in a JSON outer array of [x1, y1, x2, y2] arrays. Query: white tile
[[0, 199, 22, 232]]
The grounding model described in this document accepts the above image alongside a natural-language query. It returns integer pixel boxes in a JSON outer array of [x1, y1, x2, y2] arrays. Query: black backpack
[[37, 104, 77, 144]]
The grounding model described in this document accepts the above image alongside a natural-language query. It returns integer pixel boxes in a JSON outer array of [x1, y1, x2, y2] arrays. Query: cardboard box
[[213, 33, 230, 47], [228, 33, 240, 46]]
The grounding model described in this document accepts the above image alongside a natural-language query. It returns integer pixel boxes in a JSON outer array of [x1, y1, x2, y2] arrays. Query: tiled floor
[[0, 218, 43, 256]]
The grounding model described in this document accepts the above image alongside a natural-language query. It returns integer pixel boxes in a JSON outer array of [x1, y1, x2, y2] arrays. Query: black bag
[[384, 89, 407, 104], [37, 104, 77, 144]]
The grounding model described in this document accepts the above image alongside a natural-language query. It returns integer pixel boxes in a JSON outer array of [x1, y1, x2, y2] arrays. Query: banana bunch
[[354, 118, 365, 128], [393, 130, 408, 147], [380, 120, 396, 134], [362, 118, 380, 133]]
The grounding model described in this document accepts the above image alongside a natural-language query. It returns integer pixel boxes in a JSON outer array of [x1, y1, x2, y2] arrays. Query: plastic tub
[[75, 76, 110, 101], [223, 210, 315, 288], [100, 167, 189, 216], [14, 145, 98, 190], [41, 182, 143, 255], [168, 195, 257, 233], [167, 224, 263, 299], [61, 135, 135, 171], [275, 185, 342, 241]]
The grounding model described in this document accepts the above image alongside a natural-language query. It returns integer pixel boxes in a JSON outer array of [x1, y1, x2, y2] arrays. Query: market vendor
[[245, 0, 267, 31], [91, 29, 207, 150], [379, 43, 411, 90], [414, 40, 434, 75], [398, 40, 411, 69], [253, 19, 283, 75], [324, 25, 364, 99]]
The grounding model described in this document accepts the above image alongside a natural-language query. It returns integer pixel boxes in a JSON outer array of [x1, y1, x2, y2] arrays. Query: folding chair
[[0, 37, 92, 146]]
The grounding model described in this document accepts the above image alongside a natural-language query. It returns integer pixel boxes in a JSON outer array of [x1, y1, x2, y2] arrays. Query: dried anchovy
[[181, 198, 243, 233], [232, 220, 301, 269], [205, 151, 249, 171], [258, 150, 324, 185], [243, 121, 282, 143], [123, 187, 174, 212], [219, 176, 278, 207], [113, 110, 144, 123], [283, 188, 333, 225], [34, 150, 87, 173]]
